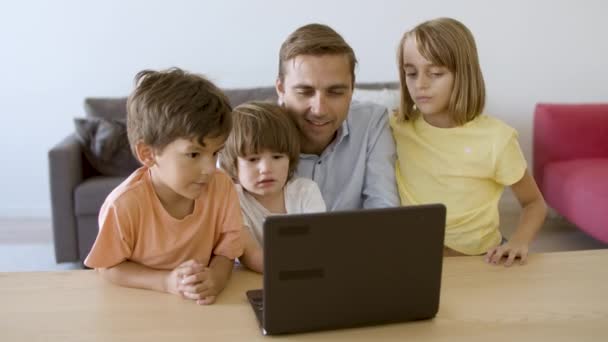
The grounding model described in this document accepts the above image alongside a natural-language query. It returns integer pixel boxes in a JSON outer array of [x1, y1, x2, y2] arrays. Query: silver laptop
[[246, 204, 446, 335]]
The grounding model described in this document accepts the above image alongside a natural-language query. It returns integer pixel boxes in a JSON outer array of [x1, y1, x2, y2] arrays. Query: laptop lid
[[255, 204, 446, 335]]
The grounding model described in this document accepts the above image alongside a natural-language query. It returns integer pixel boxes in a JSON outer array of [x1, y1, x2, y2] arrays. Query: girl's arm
[[485, 171, 547, 266]]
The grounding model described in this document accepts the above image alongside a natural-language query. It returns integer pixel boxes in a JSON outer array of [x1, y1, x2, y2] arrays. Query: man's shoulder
[[345, 101, 391, 140], [349, 101, 389, 119]]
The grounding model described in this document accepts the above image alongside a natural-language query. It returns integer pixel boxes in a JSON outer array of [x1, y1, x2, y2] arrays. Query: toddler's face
[[402, 36, 455, 122], [149, 135, 225, 202], [237, 149, 290, 201]]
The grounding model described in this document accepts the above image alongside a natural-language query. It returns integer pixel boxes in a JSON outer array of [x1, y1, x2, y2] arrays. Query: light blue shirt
[[296, 101, 400, 211]]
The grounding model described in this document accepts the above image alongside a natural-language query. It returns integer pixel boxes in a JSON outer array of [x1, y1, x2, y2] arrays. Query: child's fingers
[[196, 296, 217, 305], [177, 264, 204, 279], [490, 247, 508, 265], [484, 247, 498, 263], [181, 289, 213, 301], [180, 268, 210, 285], [180, 281, 212, 296], [504, 250, 518, 267], [196, 285, 220, 299], [519, 251, 529, 265]]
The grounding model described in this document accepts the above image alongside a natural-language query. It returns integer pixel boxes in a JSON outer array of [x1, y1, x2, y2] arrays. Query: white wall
[[1, 0, 607, 217]]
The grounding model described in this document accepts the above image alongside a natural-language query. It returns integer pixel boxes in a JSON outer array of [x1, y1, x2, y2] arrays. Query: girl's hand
[[484, 240, 529, 266]]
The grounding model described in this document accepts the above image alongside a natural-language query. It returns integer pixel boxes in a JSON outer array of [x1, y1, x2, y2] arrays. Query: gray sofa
[[48, 82, 398, 264]]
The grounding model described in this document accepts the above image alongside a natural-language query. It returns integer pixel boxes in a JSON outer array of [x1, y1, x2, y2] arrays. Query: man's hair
[[126, 67, 232, 156], [396, 17, 485, 125], [278, 23, 357, 85], [220, 101, 300, 182]]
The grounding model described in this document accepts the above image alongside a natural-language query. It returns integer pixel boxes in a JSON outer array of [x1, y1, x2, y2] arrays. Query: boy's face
[[237, 149, 290, 202], [148, 136, 225, 203], [276, 54, 353, 155], [402, 36, 455, 122]]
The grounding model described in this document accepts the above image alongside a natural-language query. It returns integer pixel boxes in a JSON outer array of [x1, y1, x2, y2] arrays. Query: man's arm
[[363, 107, 400, 208]]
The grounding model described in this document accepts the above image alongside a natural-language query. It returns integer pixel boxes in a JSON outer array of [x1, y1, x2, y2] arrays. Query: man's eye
[[296, 90, 313, 96], [405, 72, 417, 77], [187, 153, 199, 158]]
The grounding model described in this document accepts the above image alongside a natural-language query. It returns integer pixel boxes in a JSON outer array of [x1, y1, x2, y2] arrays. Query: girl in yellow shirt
[[390, 17, 547, 265]]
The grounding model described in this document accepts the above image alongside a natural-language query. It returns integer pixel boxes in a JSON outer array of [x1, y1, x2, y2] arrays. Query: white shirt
[[236, 177, 326, 245]]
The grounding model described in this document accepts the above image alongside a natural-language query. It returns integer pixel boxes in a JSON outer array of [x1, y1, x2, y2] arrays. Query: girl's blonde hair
[[395, 17, 485, 125], [219, 101, 300, 182]]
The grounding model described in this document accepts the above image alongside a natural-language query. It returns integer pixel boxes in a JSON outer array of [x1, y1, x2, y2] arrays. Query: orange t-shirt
[[84, 167, 243, 270]]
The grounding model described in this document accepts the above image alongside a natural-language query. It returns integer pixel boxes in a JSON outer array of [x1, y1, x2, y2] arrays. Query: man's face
[[276, 54, 353, 155]]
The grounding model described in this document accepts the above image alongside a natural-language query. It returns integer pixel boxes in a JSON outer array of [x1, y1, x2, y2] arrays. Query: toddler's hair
[[220, 101, 300, 181]]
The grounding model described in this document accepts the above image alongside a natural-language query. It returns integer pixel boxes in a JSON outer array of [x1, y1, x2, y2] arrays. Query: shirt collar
[[301, 116, 350, 159]]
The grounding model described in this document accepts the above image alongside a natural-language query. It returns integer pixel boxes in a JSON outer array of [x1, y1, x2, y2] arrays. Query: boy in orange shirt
[[84, 68, 243, 305]]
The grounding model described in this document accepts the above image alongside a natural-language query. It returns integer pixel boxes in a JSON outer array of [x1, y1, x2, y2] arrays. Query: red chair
[[533, 103, 608, 243]]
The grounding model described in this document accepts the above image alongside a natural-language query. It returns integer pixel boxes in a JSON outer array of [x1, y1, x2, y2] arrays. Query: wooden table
[[1, 250, 607, 341]]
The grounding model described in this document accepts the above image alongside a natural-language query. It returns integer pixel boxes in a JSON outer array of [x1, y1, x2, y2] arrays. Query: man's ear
[[275, 77, 285, 106], [135, 141, 156, 167]]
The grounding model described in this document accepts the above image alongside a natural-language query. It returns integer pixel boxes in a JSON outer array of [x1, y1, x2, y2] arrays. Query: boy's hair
[[396, 17, 485, 125], [126, 67, 232, 156], [278, 23, 358, 86], [220, 101, 300, 182]]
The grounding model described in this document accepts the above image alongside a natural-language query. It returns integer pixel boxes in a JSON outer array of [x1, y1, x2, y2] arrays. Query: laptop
[[246, 204, 446, 335]]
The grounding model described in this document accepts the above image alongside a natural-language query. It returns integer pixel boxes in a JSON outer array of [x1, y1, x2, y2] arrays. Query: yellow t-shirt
[[389, 114, 527, 255]]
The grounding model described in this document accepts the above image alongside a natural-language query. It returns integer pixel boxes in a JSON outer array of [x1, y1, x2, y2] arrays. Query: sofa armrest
[[48, 133, 84, 262], [533, 103, 608, 188]]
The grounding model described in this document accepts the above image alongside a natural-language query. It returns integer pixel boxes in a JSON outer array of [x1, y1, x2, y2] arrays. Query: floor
[[0, 200, 606, 272]]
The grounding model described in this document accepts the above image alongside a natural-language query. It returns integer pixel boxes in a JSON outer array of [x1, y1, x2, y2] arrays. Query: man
[[275, 23, 400, 210]]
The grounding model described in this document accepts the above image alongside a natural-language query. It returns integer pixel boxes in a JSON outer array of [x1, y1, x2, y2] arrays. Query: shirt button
[[317, 161, 322, 165]]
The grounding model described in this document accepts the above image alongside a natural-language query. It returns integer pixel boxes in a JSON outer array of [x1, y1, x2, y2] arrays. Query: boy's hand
[[180, 256, 233, 305], [165, 260, 204, 296], [484, 239, 529, 266]]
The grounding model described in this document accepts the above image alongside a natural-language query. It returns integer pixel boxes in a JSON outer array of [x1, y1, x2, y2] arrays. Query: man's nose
[[310, 93, 328, 116]]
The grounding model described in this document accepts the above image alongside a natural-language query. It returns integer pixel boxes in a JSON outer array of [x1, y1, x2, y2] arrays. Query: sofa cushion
[[74, 117, 141, 177], [352, 88, 400, 112], [543, 158, 608, 242], [85, 98, 128, 120], [74, 176, 125, 216], [83, 88, 277, 120]]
